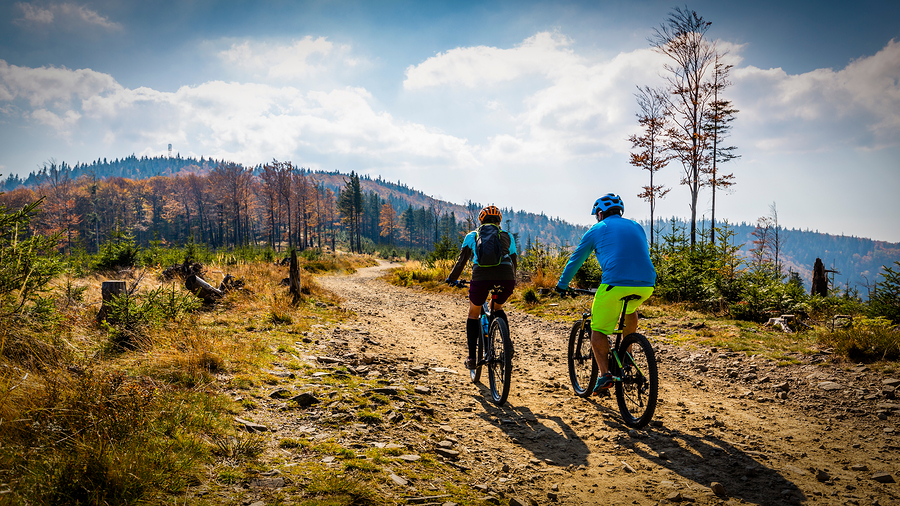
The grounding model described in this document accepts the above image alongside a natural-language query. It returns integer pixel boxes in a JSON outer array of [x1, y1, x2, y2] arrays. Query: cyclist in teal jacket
[[556, 193, 656, 392], [446, 205, 517, 370]]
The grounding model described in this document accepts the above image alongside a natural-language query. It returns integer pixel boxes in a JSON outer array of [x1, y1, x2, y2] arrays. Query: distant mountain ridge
[[4, 155, 898, 294]]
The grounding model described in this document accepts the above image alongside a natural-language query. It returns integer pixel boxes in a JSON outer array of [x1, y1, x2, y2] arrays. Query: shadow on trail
[[580, 397, 806, 506], [470, 389, 591, 467]]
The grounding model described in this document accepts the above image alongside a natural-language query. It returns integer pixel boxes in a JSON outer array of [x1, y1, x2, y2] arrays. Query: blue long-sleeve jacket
[[557, 215, 656, 288]]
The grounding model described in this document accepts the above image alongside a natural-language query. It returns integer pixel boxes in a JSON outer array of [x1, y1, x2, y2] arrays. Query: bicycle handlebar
[[448, 279, 469, 287], [537, 287, 596, 297]]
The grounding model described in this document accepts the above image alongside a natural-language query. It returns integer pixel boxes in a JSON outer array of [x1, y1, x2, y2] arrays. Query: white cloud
[[15, 2, 53, 23], [0, 60, 121, 110], [13, 2, 121, 30], [218, 37, 338, 80], [733, 39, 900, 151], [31, 108, 81, 131], [1, 60, 478, 169], [404, 31, 578, 90]]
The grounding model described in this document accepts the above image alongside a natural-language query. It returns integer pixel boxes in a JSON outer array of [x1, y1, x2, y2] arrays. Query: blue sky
[[1, 0, 899, 242]]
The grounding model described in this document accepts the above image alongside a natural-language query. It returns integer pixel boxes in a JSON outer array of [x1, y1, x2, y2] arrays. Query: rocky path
[[279, 261, 900, 505]]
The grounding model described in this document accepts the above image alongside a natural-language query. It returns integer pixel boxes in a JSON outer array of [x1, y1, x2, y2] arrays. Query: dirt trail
[[312, 261, 900, 506]]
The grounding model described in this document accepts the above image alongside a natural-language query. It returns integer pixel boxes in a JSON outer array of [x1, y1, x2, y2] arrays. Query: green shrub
[[101, 285, 201, 349], [95, 229, 140, 271], [817, 316, 900, 361], [870, 262, 900, 324], [573, 255, 603, 289], [0, 198, 63, 320]]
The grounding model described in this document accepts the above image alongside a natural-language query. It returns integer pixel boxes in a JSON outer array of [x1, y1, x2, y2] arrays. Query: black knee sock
[[466, 318, 481, 359], [493, 309, 508, 326]]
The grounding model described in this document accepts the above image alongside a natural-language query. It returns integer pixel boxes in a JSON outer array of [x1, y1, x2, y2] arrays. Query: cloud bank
[[13, 2, 121, 30], [1, 33, 898, 184]]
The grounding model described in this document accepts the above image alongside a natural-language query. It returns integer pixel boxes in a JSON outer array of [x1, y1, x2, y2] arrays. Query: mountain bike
[[563, 287, 658, 429], [450, 280, 513, 406]]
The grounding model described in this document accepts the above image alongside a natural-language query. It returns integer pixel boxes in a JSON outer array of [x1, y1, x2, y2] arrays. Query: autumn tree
[[278, 161, 295, 248], [629, 86, 672, 247], [338, 172, 363, 252], [208, 162, 253, 247], [37, 162, 81, 253], [651, 6, 716, 248], [702, 55, 739, 245], [379, 201, 398, 245], [259, 161, 282, 250]]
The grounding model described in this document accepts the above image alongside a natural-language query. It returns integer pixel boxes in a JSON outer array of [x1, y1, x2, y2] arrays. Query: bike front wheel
[[486, 317, 512, 405], [568, 318, 597, 397], [614, 333, 658, 429]]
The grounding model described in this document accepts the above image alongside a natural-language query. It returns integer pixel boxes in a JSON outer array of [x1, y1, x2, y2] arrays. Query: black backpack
[[475, 224, 507, 267]]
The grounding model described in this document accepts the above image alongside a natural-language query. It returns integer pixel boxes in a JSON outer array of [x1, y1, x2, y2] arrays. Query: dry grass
[[385, 259, 460, 290], [0, 253, 367, 505]]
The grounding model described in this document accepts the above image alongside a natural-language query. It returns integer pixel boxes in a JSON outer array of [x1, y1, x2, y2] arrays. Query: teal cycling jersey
[[558, 215, 656, 288], [447, 227, 518, 282], [462, 227, 517, 267]]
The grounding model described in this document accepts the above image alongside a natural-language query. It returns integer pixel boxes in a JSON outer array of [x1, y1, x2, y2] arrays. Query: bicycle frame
[[453, 279, 514, 405], [570, 290, 643, 380]]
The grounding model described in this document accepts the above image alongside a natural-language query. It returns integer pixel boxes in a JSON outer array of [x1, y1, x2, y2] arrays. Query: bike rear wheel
[[487, 317, 512, 405], [614, 333, 658, 428], [568, 319, 597, 397]]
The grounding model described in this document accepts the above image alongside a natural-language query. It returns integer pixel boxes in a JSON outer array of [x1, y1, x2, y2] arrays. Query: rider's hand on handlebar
[[445, 278, 457, 287], [555, 285, 569, 297]]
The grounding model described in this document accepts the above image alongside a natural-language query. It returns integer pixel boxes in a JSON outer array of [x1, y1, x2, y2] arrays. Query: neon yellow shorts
[[590, 284, 655, 335]]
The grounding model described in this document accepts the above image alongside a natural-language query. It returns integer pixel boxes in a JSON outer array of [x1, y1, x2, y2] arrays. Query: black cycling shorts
[[468, 279, 515, 307]]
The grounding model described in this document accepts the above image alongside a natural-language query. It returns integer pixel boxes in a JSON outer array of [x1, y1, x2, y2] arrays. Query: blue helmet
[[591, 193, 624, 216]]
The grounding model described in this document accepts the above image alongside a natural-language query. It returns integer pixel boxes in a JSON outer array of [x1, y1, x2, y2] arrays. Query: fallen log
[[186, 274, 224, 302]]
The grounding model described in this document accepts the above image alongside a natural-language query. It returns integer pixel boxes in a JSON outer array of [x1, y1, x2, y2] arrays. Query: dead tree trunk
[[289, 249, 302, 302], [186, 274, 224, 303], [97, 280, 127, 322], [811, 258, 828, 297]]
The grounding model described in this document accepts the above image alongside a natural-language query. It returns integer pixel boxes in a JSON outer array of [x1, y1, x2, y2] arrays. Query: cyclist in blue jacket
[[556, 193, 656, 392], [446, 205, 518, 370]]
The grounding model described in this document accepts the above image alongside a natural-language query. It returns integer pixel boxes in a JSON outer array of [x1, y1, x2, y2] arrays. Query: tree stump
[[97, 280, 127, 322], [289, 249, 302, 302], [811, 258, 827, 297]]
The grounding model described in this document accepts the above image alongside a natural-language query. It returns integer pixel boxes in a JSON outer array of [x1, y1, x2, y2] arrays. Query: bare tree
[[750, 215, 772, 272], [702, 55, 739, 245], [750, 202, 785, 276], [769, 202, 784, 276], [651, 6, 716, 248], [629, 86, 672, 247]]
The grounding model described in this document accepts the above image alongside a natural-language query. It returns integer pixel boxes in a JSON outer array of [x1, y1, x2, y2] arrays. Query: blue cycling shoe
[[592, 372, 614, 394]]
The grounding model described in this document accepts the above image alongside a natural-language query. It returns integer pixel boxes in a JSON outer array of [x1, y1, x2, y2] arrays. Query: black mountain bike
[[451, 280, 513, 406], [564, 288, 658, 429]]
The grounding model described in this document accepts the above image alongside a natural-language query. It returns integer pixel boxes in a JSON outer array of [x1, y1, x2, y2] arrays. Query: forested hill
[[3, 156, 897, 293], [648, 218, 900, 296], [312, 171, 586, 248], [1, 154, 221, 189], [1, 156, 586, 248]]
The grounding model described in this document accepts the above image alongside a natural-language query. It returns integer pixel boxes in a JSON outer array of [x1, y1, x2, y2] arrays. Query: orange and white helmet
[[479, 205, 502, 223]]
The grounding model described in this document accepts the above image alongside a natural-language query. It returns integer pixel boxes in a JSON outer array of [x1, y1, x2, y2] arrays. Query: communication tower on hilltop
[[168, 144, 172, 158]]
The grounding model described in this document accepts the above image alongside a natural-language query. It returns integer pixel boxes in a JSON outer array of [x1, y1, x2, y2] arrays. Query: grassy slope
[[2, 253, 476, 505]]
